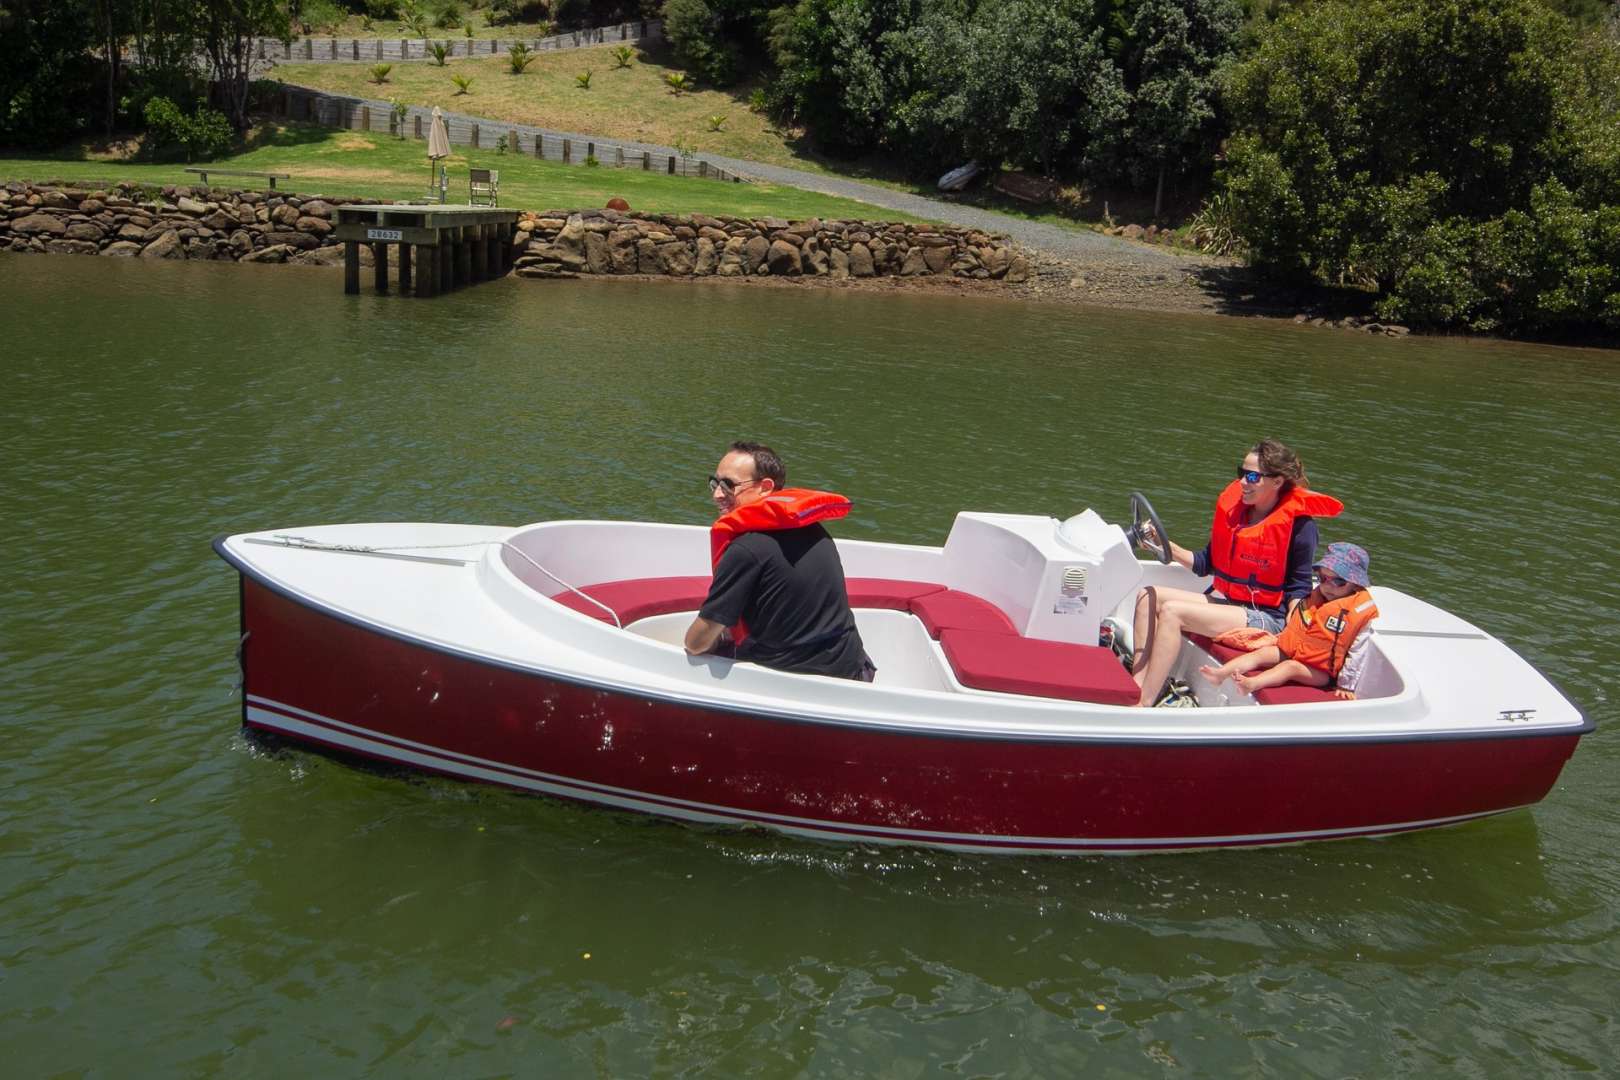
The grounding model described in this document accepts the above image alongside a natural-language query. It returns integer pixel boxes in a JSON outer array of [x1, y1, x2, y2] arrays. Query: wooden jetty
[[333, 205, 521, 298]]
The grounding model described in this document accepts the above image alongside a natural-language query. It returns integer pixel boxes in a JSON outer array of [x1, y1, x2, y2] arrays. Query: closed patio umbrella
[[427, 106, 450, 201]]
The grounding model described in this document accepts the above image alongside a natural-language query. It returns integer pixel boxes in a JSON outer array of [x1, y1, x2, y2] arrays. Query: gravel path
[[698, 152, 1195, 270]]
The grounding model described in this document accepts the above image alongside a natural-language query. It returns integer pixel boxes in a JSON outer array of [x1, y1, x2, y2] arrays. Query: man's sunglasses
[[1237, 467, 1277, 484], [708, 474, 761, 495]]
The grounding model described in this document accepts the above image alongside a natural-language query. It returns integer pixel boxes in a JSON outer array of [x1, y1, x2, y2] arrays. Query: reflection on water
[[1, 254, 1615, 1075]]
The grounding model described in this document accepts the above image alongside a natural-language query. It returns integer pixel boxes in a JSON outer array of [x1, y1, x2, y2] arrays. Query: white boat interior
[[223, 506, 1586, 744]]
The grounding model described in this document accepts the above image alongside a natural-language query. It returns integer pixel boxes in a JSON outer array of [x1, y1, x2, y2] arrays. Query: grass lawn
[[273, 39, 1135, 238], [0, 123, 930, 222], [275, 40, 868, 176]]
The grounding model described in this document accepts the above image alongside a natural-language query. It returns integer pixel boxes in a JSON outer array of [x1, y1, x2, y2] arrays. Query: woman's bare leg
[[1134, 595, 1249, 706]]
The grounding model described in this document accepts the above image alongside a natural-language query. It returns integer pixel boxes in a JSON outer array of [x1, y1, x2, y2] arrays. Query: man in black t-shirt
[[683, 442, 874, 681]]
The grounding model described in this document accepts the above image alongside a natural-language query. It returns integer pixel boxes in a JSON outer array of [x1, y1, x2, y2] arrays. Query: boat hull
[[237, 577, 1581, 854]]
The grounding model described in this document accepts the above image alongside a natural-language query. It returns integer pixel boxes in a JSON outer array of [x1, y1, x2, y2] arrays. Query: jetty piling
[[334, 205, 518, 298]]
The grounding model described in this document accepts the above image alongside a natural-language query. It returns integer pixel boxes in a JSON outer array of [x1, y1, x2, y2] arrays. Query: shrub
[[451, 73, 473, 93], [747, 88, 767, 114], [427, 41, 449, 65], [368, 63, 393, 84], [143, 96, 233, 162], [584, 153, 600, 167], [665, 72, 691, 95], [611, 45, 634, 69], [297, 0, 346, 34], [389, 97, 410, 137], [508, 42, 538, 73], [400, 11, 430, 37], [365, 0, 400, 17], [496, 134, 508, 154], [706, 113, 727, 132], [575, 69, 593, 89], [435, 1, 464, 29], [1188, 190, 1245, 256]]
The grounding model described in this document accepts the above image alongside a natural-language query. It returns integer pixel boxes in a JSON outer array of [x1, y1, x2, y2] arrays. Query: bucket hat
[[1313, 542, 1371, 587]]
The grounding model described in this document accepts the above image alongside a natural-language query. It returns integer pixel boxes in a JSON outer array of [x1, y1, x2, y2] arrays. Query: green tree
[[196, 0, 290, 130], [0, 0, 103, 147], [1222, 0, 1620, 334], [1119, 0, 1243, 217]]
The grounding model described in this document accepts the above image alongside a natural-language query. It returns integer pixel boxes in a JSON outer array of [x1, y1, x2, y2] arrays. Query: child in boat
[[1197, 542, 1379, 700]]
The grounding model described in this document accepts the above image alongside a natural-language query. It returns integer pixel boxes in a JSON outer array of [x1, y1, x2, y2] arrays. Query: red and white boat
[[214, 498, 1589, 854]]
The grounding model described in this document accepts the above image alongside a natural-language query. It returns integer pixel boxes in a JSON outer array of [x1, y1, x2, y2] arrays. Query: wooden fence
[[276, 85, 747, 184], [254, 19, 660, 64]]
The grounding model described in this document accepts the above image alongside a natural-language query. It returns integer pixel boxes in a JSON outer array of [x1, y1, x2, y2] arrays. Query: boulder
[[292, 245, 348, 267], [584, 231, 610, 274], [716, 236, 747, 277], [101, 241, 143, 257], [803, 238, 828, 276], [140, 230, 184, 259], [982, 246, 1010, 277], [176, 196, 210, 216], [693, 236, 717, 276], [296, 216, 332, 236], [900, 247, 929, 276], [1120, 224, 1145, 241], [658, 241, 694, 275], [636, 238, 660, 274], [11, 213, 67, 237], [270, 203, 301, 227], [766, 239, 802, 276], [829, 247, 850, 279], [79, 198, 104, 214], [698, 226, 729, 245], [264, 230, 320, 251], [201, 210, 236, 231], [607, 230, 639, 274], [743, 235, 771, 273], [299, 200, 334, 220], [117, 223, 149, 242], [229, 230, 255, 254], [46, 238, 100, 255], [65, 222, 104, 243], [1004, 255, 1032, 284], [848, 243, 875, 277], [922, 245, 951, 273], [241, 244, 295, 263]]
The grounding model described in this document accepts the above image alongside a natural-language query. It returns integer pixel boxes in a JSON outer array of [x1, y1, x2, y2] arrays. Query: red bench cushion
[[939, 629, 1140, 705], [845, 577, 946, 609], [551, 576, 712, 625], [909, 589, 1016, 638], [1184, 633, 1339, 704], [551, 576, 948, 626], [1252, 684, 1339, 705]]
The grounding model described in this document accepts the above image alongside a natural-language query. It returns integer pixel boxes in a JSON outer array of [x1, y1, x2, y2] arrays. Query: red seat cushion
[[909, 589, 1016, 638], [1253, 684, 1339, 706], [551, 576, 712, 625], [844, 577, 946, 609], [938, 629, 1140, 705]]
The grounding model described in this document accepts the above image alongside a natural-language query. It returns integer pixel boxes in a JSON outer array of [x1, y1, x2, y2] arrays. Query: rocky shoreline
[[2, 179, 1418, 335]]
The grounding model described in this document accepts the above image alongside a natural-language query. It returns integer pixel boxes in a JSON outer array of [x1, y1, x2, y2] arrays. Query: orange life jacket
[[709, 488, 852, 645], [1208, 480, 1344, 608], [1277, 587, 1378, 679]]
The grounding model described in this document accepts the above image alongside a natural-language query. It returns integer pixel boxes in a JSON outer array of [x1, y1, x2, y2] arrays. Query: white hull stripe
[[245, 696, 1520, 853]]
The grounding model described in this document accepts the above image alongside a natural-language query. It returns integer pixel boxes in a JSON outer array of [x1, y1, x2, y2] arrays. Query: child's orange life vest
[[1208, 479, 1344, 608], [709, 488, 852, 645], [1277, 586, 1378, 679]]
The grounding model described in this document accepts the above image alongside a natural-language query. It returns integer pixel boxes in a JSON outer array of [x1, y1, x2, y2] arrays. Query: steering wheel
[[1127, 491, 1172, 564]]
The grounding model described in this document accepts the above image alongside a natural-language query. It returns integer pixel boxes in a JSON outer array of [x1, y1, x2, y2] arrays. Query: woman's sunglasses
[[1237, 467, 1276, 484]]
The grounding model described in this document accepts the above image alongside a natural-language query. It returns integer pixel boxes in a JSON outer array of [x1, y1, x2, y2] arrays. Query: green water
[[2, 254, 1616, 1076]]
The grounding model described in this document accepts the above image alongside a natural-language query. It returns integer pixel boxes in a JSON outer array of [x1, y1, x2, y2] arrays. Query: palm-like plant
[[611, 45, 633, 69], [451, 73, 474, 95], [369, 63, 393, 85], [428, 41, 450, 66], [706, 114, 727, 132], [508, 42, 538, 74], [400, 11, 429, 37], [575, 69, 593, 89], [664, 72, 691, 95]]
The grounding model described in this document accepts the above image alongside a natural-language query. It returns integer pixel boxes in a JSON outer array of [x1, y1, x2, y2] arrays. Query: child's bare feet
[[1197, 664, 1224, 686], [1233, 672, 1260, 693]]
